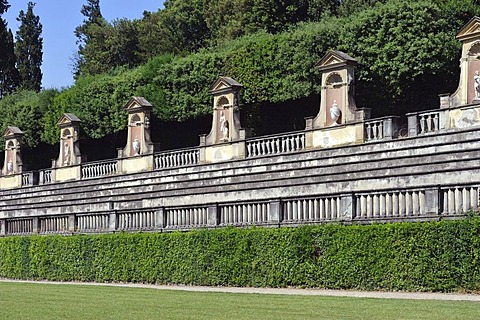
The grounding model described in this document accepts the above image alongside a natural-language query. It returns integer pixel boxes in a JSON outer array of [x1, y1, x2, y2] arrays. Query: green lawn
[[0, 282, 479, 320]]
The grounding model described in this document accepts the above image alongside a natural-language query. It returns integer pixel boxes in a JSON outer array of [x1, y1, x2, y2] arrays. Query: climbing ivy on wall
[[1, 217, 479, 292]]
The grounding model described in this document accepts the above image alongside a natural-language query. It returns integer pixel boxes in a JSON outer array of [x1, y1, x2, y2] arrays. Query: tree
[[15, 1, 43, 92], [74, 0, 107, 77], [0, 0, 19, 98]]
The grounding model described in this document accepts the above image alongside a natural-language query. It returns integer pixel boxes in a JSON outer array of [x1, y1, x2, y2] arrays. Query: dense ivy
[[1, 218, 480, 292]]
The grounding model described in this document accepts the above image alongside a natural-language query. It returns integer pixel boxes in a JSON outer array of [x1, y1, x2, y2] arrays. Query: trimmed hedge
[[1, 218, 480, 292]]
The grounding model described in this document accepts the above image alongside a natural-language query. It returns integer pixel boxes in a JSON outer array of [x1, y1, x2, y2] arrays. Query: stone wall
[[1, 120, 479, 236]]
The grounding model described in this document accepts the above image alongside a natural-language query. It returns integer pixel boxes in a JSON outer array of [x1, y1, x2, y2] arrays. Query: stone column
[[155, 208, 166, 229], [425, 187, 440, 215], [268, 199, 283, 223], [207, 204, 219, 226], [340, 193, 355, 220], [68, 214, 76, 233], [109, 212, 117, 231], [407, 113, 418, 137]]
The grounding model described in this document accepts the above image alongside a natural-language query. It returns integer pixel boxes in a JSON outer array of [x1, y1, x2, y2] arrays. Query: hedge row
[[1, 218, 480, 292]]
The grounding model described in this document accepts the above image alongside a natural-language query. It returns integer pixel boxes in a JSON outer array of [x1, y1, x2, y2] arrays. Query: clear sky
[[3, 1, 164, 89]]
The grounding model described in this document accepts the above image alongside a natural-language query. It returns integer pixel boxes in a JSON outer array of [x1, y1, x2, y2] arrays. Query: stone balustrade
[[219, 202, 270, 226], [164, 207, 208, 229], [246, 132, 305, 158], [154, 148, 200, 169], [81, 159, 118, 179], [39, 169, 53, 185], [364, 116, 400, 142], [2, 183, 478, 236], [407, 110, 444, 136]]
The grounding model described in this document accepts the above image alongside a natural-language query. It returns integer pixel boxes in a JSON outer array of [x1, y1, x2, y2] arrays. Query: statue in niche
[[220, 111, 229, 141], [7, 158, 13, 174], [330, 100, 341, 125], [474, 70, 480, 99], [63, 142, 70, 165], [132, 137, 140, 155]]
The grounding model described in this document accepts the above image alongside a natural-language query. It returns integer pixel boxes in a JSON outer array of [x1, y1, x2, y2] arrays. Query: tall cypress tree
[[15, 1, 43, 92], [0, 1, 19, 98]]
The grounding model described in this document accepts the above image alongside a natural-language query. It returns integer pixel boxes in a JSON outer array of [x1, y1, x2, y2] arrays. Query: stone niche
[[204, 77, 243, 145], [55, 113, 82, 168], [448, 16, 480, 107], [119, 97, 155, 158], [311, 50, 368, 129], [2, 127, 23, 175]]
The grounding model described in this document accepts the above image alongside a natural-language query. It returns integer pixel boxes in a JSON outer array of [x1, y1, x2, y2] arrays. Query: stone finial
[[311, 50, 366, 128], [204, 77, 244, 145], [56, 113, 82, 167], [2, 127, 23, 175], [448, 16, 480, 107], [120, 97, 155, 158]]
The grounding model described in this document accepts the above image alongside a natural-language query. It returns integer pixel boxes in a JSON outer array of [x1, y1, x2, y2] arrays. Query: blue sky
[[4, 1, 164, 89]]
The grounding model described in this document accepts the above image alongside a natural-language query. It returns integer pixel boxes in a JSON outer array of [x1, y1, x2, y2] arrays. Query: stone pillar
[[0, 219, 5, 236], [425, 187, 440, 215], [268, 199, 283, 223], [109, 212, 117, 231], [407, 113, 418, 137], [207, 204, 219, 226], [32, 217, 40, 234], [155, 208, 166, 229], [68, 214, 76, 233], [340, 193, 354, 220], [2, 127, 23, 176], [383, 116, 400, 139]]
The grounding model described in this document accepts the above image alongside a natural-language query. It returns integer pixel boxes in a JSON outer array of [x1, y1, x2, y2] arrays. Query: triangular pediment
[[457, 16, 480, 41], [209, 77, 243, 95], [316, 50, 357, 71], [56, 113, 81, 126], [3, 126, 23, 138], [124, 97, 153, 111]]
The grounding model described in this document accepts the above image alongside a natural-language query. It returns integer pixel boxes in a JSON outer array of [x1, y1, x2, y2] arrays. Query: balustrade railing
[[283, 196, 342, 222], [418, 111, 440, 134], [365, 120, 384, 141], [165, 207, 208, 228], [81, 160, 118, 179], [441, 186, 479, 215], [219, 202, 269, 225], [246, 132, 305, 158], [154, 148, 200, 170], [22, 172, 32, 187], [39, 216, 69, 234], [77, 214, 110, 232], [39, 169, 53, 185], [6, 218, 33, 235], [355, 190, 426, 218], [117, 210, 156, 231]]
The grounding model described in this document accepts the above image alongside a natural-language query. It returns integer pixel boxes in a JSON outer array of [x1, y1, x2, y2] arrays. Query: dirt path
[[1, 279, 479, 301]]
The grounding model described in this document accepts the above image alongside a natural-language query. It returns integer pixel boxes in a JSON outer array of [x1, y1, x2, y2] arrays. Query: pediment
[[209, 77, 243, 95], [3, 126, 23, 138], [457, 16, 480, 41], [56, 113, 81, 126], [316, 50, 357, 71], [124, 97, 153, 111]]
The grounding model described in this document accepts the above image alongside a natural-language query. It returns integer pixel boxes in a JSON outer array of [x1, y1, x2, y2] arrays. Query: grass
[[0, 282, 479, 320]]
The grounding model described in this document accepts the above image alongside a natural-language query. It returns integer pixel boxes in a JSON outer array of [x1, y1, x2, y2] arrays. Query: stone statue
[[474, 70, 480, 99], [220, 111, 229, 140], [7, 158, 13, 174], [330, 100, 341, 125], [63, 142, 70, 165], [132, 137, 140, 155]]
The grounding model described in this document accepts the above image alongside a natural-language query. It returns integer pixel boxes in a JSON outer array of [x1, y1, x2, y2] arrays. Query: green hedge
[[1, 218, 480, 292]]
